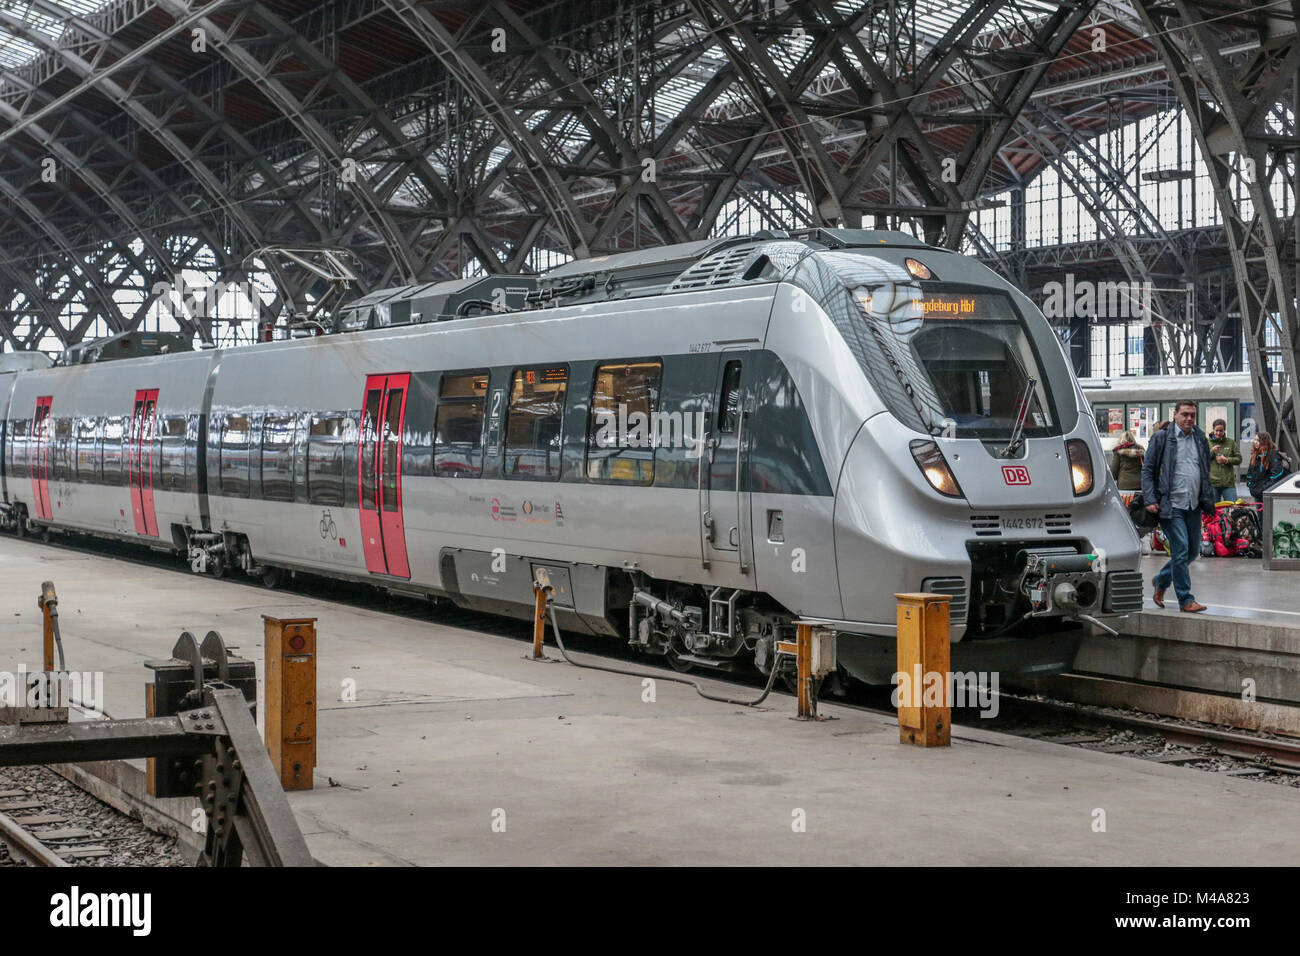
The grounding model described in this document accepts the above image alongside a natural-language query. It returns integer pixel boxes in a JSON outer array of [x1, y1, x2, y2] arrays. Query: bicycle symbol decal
[[320, 509, 338, 540]]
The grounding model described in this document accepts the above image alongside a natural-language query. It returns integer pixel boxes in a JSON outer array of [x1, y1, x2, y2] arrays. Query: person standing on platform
[[1206, 418, 1241, 502], [1141, 401, 1213, 613], [1109, 429, 1144, 492], [1245, 431, 1287, 501]]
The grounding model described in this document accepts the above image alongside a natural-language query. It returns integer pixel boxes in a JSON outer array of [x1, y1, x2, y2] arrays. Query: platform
[[1, 535, 1299, 866], [1074, 555, 1300, 704]]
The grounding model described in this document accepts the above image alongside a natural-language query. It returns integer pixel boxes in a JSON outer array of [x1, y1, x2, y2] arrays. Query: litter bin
[[1263, 473, 1300, 569]]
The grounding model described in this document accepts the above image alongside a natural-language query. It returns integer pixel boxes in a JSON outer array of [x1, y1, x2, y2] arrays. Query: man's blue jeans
[[1155, 508, 1202, 608]]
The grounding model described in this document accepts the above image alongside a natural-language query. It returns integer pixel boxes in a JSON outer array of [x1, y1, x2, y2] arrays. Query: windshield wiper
[[1001, 377, 1037, 458]]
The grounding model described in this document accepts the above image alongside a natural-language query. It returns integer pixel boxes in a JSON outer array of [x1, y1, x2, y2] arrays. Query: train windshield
[[849, 283, 1057, 439]]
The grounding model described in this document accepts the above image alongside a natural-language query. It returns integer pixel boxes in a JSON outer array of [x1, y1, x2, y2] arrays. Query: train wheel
[[39, 525, 51, 544], [666, 649, 695, 673], [14, 518, 25, 539], [210, 555, 226, 579], [260, 567, 281, 589], [781, 669, 799, 695]]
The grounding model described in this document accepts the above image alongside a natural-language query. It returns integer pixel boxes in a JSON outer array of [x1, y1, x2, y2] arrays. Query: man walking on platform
[[1141, 400, 1214, 613]]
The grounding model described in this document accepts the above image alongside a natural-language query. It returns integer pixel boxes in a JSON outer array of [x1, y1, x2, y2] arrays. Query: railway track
[[994, 693, 1300, 775], [0, 779, 107, 865]]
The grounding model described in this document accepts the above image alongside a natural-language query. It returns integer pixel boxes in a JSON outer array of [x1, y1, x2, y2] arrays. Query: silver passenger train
[[0, 229, 1143, 684]]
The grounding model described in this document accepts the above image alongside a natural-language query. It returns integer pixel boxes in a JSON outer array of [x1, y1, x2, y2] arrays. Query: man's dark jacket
[[1140, 423, 1216, 519]]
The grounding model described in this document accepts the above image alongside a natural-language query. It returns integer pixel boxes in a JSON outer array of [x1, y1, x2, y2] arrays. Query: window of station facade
[[505, 366, 568, 480], [434, 371, 487, 478], [586, 360, 662, 484]]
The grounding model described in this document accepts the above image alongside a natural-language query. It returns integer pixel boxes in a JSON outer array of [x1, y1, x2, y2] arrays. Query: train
[[1082, 371, 1255, 449], [0, 228, 1144, 685]]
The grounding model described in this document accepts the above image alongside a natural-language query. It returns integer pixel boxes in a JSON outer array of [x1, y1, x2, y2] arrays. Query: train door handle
[[728, 526, 739, 547], [702, 510, 714, 542]]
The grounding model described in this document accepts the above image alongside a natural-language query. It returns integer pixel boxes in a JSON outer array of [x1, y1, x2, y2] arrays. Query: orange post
[[796, 622, 814, 718], [776, 622, 831, 719], [263, 615, 317, 791], [38, 581, 56, 673], [145, 683, 157, 796], [894, 593, 952, 748], [531, 586, 548, 659]]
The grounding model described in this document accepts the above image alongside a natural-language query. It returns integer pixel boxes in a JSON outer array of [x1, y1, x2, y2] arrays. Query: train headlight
[[909, 439, 963, 498], [1066, 439, 1094, 496], [904, 257, 932, 280]]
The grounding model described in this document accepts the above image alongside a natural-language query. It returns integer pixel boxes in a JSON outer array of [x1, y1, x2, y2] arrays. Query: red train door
[[31, 396, 52, 520], [129, 389, 159, 537], [358, 373, 411, 578]]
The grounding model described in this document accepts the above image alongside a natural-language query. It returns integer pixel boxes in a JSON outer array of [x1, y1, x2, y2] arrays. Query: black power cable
[[546, 604, 781, 707]]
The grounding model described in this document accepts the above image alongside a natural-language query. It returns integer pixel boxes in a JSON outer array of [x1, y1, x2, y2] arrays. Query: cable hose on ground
[[546, 603, 782, 706], [49, 610, 66, 673]]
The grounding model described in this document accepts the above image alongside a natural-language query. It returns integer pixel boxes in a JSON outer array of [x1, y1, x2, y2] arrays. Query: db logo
[[1002, 465, 1031, 486]]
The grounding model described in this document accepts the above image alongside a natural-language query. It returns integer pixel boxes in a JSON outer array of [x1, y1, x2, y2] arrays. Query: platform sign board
[[1263, 474, 1300, 570]]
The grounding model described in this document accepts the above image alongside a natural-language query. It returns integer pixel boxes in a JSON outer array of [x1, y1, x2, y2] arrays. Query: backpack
[[1227, 505, 1263, 558], [1202, 510, 1230, 556]]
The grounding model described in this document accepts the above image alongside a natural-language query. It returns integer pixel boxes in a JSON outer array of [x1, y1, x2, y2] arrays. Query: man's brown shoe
[[1181, 601, 1207, 613], [1152, 588, 1166, 608]]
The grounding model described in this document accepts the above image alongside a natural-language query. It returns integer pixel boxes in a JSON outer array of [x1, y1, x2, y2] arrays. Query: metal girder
[[149, 0, 418, 283], [688, 0, 852, 223], [381, 0, 596, 257], [802, 0, 1009, 237], [943, 1, 1099, 246], [1135, 0, 1300, 454], [0, 4, 292, 323]]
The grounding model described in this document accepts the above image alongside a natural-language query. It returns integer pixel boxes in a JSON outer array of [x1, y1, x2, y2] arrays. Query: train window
[[220, 414, 251, 498], [101, 416, 126, 486], [360, 388, 383, 509], [434, 371, 487, 478], [913, 320, 1055, 437], [261, 414, 296, 502], [381, 387, 403, 511], [504, 366, 568, 480], [8, 419, 27, 479], [307, 414, 346, 507], [717, 361, 743, 433], [586, 360, 662, 485], [159, 417, 187, 492], [76, 418, 100, 483], [52, 419, 73, 482]]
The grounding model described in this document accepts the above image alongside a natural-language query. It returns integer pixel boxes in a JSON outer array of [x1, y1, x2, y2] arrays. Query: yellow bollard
[[894, 593, 952, 747]]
